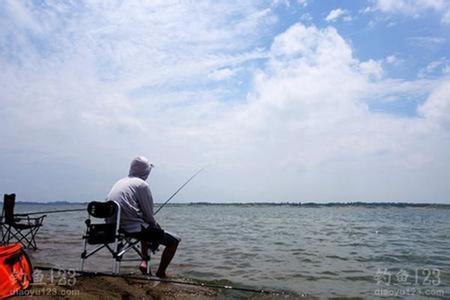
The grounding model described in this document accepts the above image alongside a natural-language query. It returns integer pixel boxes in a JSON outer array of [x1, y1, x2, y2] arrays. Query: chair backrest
[[87, 201, 117, 218], [85, 201, 120, 245], [3, 194, 16, 225]]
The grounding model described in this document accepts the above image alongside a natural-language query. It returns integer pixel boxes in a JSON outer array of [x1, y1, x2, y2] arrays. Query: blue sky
[[0, 0, 449, 203]]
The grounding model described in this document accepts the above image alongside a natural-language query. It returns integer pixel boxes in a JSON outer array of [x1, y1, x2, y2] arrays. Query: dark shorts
[[159, 230, 181, 246], [125, 226, 181, 247]]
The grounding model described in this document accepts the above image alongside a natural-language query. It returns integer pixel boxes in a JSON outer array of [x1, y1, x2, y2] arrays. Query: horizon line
[[6, 200, 450, 206]]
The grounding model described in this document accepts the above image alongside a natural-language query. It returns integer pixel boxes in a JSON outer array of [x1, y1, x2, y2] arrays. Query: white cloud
[[0, 0, 277, 201], [1, 0, 43, 33], [376, 0, 445, 14], [418, 80, 450, 128], [443, 65, 450, 74], [208, 23, 450, 202], [372, 0, 450, 22], [298, 0, 308, 7], [385, 55, 401, 65], [442, 9, 450, 23], [407, 36, 446, 49], [270, 24, 353, 65], [208, 68, 237, 81], [361, 6, 376, 14], [419, 58, 450, 77], [359, 59, 383, 80], [300, 13, 313, 22], [1, 2, 450, 203], [325, 8, 352, 22]]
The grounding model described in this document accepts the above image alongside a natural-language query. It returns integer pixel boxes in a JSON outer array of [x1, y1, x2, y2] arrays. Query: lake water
[[13, 204, 450, 298]]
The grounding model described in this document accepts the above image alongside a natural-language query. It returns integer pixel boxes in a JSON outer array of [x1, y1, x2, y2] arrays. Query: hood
[[128, 156, 153, 180]]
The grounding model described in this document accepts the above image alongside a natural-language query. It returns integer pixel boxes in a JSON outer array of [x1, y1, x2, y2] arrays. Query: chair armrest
[[26, 215, 47, 220], [14, 213, 30, 217], [13, 216, 29, 222], [15, 214, 46, 225], [30, 215, 46, 225], [35, 215, 46, 225]]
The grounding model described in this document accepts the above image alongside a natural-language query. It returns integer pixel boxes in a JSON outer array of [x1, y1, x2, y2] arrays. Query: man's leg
[[156, 231, 180, 278], [139, 241, 151, 275], [156, 243, 178, 278]]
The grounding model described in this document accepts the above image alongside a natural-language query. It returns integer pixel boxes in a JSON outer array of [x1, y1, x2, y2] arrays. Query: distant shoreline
[[5, 201, 450, 208]]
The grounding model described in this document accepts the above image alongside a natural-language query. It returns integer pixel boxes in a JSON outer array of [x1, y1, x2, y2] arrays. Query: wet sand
[[10, 271, 215, 299], [10, 270, 296, 299]]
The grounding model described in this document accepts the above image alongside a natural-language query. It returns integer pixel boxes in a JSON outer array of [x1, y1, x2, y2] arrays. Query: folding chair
[[80, 200, 150, 274], [0, 194, 46, 250]]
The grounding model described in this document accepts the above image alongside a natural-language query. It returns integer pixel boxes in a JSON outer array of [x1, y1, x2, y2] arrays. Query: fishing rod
[[26, 208, 86, 215], [154, 167, 205, 215], [24, 167, 204, 216], [33, 265, 283, 295]]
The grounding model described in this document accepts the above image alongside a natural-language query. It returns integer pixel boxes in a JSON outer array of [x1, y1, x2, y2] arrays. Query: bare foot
[[139, 261, 151, 276], [156, 270, 167, 278]]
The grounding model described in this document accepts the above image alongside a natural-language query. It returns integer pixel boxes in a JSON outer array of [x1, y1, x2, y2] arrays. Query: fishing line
[[33, 266, 283, 295], [153, 167, 205, 215], [25, 208, 86, 215], [25, 167, 204, 216]]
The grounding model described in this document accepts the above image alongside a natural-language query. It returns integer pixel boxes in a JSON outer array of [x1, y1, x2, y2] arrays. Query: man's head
[[129, 156, 153, 180]]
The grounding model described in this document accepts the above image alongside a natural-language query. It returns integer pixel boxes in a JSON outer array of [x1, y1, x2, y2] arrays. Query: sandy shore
[[11, 272, 216, 299], [10, 270, 297, 299]]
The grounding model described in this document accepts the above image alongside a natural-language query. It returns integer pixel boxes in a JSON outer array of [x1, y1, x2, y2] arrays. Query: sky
[[1, 0, 449, 203]]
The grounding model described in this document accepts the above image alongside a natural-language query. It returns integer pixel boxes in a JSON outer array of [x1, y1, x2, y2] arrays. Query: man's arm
[[137, 184, 157, 227]]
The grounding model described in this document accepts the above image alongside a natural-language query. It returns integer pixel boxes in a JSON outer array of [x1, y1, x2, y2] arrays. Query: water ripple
[[24, 205, 450, 298]]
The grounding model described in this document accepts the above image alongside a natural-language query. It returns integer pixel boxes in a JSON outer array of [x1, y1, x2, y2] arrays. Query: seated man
[[106, 156, 180, 277]]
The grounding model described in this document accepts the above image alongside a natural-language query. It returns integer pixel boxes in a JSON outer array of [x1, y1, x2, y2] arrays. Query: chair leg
[[80, 221, 89, 271], [116, 261, 121, 274], [0, 225, 4, 243], [112, 258, 117, 274], [28, 227, 40, 250], [113, 238, 120, 274], [12, 229, 28, 247], [0, 225, 5, 244], [6, 225, 12, 244], [147, 259, 151, 275], [22, 229, 34, 249], [80, 258, 85, 272], [8, 227, 39, 250], [6, 226, 21, 245], [12, 228, 33, 249]]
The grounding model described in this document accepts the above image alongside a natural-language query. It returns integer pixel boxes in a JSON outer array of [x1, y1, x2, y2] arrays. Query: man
[[106, 156, 180, 277]]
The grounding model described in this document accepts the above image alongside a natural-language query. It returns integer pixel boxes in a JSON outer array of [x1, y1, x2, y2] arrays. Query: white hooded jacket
[[106, 156, 157, 233]]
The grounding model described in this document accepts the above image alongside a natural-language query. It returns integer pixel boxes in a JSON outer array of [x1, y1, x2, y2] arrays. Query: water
[[13, 204, 450, 298]]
